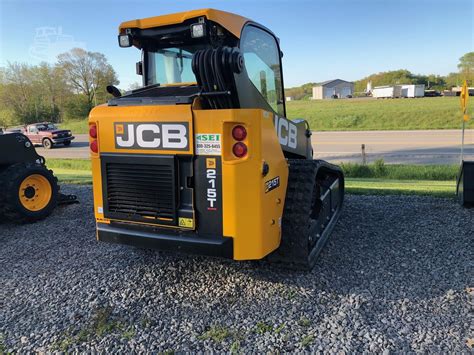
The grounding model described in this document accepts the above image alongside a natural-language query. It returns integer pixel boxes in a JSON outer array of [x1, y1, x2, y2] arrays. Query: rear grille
[[104, 160, 177, 224]]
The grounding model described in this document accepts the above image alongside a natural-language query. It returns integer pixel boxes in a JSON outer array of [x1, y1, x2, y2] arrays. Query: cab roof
[[119, 8, 249, 39]]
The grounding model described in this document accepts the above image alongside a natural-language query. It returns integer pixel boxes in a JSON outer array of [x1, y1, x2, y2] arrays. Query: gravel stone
[[1, 185, 472, 352]]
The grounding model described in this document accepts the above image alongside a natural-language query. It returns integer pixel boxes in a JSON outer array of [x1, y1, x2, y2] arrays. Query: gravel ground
[[1, 185, 473, 352]]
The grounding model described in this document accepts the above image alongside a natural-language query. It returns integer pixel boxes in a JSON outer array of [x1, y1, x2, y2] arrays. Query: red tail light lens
[[232, 142, 247, 158], [232, 125, 247, 141], [89, 124, 97, 139], [90, 140, 98, 153]]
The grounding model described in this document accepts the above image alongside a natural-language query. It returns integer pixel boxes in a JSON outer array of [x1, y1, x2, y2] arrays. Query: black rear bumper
[[97, 223, 233, 258]]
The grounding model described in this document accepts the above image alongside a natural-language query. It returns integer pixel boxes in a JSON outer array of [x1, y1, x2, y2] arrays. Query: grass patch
[[230, 340, 240, 353], [51, 168, 92, 184], [346, 178, 456, 198], [46, 159, 91, 171], [274, 322, 286, 334], [301, 334, 314, 347], [255, 321, 274, 334], [59, 119, 88, 134], [46, 159, 91, 184], [287, 97, 473, 131], [122, 326, 136, 341], [198, 326, 234, 342], [0, 334, 6, 355], [51, 306, 135, 351], [298, 317, 311, 327], [341, 160, 458, 180]]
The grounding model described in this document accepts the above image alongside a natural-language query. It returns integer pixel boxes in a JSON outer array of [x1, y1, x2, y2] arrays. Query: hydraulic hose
[[192, 46, 243, 109]]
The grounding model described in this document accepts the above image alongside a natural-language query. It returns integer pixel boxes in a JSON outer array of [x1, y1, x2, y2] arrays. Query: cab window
[[146, 46, 203, 85], [240, 26, 284, 116]]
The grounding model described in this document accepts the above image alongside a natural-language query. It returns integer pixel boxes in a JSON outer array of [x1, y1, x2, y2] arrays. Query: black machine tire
[[268, 159, 344, 270], [43, 138, 53, 149], [0, 162, 59, 223], [63, 140, 71, 147]]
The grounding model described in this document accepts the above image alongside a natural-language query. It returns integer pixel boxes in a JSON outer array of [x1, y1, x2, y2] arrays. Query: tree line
[[286, 52, 474, 100], [0, 48, 118, 127]]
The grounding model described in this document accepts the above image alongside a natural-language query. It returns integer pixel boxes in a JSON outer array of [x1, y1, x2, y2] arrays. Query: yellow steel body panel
[[119, 8, 248, 39], [89, 104, 288, 260], [193, 109, 288, 260]]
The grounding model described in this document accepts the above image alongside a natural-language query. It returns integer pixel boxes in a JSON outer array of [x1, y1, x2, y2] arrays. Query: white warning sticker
[[195, 134, 221, 155]]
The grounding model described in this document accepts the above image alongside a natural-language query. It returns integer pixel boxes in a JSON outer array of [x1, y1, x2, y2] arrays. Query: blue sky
[[0, 0, 472, 89]]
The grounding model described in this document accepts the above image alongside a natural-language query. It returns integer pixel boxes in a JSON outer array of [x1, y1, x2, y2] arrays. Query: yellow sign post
[[460, 80, 469, 121], [459, 80, 470, 163], [457, 80, 474, 207]]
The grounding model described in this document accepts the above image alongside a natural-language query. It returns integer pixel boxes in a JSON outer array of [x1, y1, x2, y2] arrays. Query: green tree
[[457, 52, 474, 85], [0, 62, 66, 124], [58, 48, 119, 111], [445, 72, 463, 88]]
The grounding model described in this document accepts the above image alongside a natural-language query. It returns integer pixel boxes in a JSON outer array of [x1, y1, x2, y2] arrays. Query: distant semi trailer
[[372, 85, 402, 98], [400, 84, 425, 98]]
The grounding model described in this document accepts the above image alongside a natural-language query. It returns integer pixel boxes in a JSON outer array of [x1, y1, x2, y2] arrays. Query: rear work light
[[232, 142, 248, 158], [232, 125, 247, 141]]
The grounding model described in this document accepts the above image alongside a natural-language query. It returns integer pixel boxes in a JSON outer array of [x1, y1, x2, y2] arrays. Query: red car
[[17, 122, 75, 149]]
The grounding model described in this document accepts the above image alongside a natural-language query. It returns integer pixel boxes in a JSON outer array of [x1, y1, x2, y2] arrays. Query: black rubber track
[[0, 162, 59, 223], [268, 159, 344, 270]]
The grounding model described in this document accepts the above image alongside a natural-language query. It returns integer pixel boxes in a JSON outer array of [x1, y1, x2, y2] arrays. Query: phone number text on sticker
[[195, 134, 221, 155]]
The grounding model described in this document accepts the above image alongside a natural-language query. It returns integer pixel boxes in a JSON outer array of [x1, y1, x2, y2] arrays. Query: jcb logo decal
[[206, 158, 216, 169], [206, 158, 217, 211], [274, 116, 297, 149], [114, 122, 189, 150]]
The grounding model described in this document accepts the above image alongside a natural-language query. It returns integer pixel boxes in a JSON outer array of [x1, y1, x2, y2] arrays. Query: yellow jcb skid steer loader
[[89, 9, 344, 269]]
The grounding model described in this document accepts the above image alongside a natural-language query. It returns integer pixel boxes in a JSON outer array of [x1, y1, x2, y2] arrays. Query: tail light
[[232, 125, 247, 141], [90, 140, 98, 153], [89, 123, 99, 154], [232, 142, 247, 158], [89, 124, 97, 139]]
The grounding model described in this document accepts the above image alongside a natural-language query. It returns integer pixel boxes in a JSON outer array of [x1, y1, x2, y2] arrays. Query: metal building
[[312, 79, 354, 100]]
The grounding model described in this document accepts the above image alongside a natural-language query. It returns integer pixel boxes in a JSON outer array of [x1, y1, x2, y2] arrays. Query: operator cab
[[112, 9, 286, 118]]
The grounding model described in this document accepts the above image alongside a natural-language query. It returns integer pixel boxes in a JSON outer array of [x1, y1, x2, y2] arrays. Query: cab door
[[27, 125, 40, 144], [239, 25, 286, 118]]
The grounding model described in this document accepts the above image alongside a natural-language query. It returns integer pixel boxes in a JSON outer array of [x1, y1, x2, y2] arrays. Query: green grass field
[[47, 159, 92, 184], [287, 96, 472, 131], [59, 97, 471, 134], [59, 119, 89, 134], [341, 160, 458, 180], [48, 159, 457, 197], [345, 179, 455, 197]]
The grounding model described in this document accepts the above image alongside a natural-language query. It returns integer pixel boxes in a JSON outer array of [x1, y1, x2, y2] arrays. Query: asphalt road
[[312, 129, 474, 165], [37, 130, 474, 165]]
